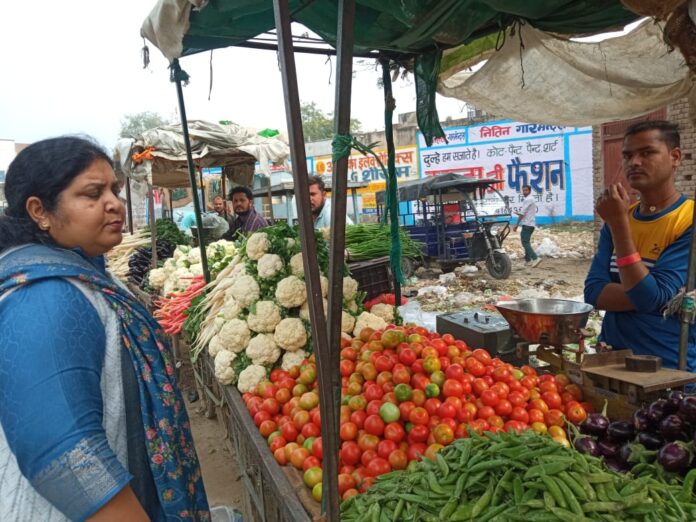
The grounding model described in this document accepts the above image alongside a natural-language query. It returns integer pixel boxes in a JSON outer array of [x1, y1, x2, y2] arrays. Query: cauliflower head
[[370, 303, 395, 324], [189, 263, 203, 277], [208, 334, 226, 357], [274, 318, 308, 352], [299, 299, 327, 322], [214, 349, 237, 385], [237, 364, 267, 393], [343, 277, 359, 301], [281, 350, 308, 372], [275, 275, 307, 308], [289, 253, 304, 277], [218, 318, 251, 353], [148, 268, 167, 289], [346, 300, 358, 314], [231, 262, 247, 277], [353, 311, 387, 338], [342, 311, 356, 333], [246, 334, 281, 366], [320, 275, 329, 298], [228, 274, 260, 308], [246, 232, 270, 261], [257, 253, 284, 279], [247, 301, 282, 333], [220, 295, 240, 321], [187, 248, 201, 264]]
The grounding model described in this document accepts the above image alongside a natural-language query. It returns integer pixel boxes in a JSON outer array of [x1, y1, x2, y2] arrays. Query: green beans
[[340, 429, 696, 521]]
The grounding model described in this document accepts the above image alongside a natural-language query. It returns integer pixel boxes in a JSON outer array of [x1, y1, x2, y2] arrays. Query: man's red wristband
[[616, 252, 642, 268]]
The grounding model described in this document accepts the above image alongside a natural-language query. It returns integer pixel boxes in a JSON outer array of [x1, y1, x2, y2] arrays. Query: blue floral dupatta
[[0, 244, 210, 521]]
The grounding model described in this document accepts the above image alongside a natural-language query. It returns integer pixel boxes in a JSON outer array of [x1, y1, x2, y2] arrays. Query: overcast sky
[[0, 1, 477, 150]]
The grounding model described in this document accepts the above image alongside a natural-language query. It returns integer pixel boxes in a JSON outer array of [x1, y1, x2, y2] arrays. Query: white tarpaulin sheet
[[124, 120, 290, 189], [439, 20, 694, 126]]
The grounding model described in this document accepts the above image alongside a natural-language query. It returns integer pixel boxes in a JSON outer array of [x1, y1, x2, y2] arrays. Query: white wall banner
[[417, 120, 593, 224]]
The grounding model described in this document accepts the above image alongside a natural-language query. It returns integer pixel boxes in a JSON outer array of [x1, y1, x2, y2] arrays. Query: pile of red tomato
[[241, 324, 593, 502]]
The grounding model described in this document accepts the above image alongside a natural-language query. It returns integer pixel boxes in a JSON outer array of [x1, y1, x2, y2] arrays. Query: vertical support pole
[[148, 184, 158, 269], [678, 187, 696, 370], [272, 2, 339, 519], [198, 167, 206, 210], [125, 176, 134, 234], [221, 172, 228, 218], [168, 189, 174, 221], [267, 180, 275, 222], [172, 59, 211, 283], [351, 187, 360, 224]]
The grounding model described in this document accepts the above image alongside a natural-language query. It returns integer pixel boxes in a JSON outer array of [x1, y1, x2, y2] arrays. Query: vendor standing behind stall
[[309, 175, 353, 229], [584, 120, 695, 370], [222, 186, 268, 240]]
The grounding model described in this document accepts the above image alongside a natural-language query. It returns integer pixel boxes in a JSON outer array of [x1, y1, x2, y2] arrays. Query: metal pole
[[172, 59, 211, 283], [678, 188, 696, 370], [267, 181, 275, 222], [148, 184, 158, 269], [272, 2, 340, 519], [221, 172, 228, 219], [125, 176, 134, 234], [351, 187, 360, 224], [198, 167, 206, 210], [168, 189, 174, 221]]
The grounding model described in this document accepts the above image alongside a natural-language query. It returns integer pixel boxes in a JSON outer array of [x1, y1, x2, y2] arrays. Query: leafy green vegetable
[[345, 224, 423, 261]]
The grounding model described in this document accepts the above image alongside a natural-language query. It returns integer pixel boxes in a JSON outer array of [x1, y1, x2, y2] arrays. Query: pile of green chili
[[345, 224, 424, 262]]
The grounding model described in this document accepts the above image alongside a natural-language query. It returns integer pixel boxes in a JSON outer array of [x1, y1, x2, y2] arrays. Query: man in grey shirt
[[513, 184, 541, 267]]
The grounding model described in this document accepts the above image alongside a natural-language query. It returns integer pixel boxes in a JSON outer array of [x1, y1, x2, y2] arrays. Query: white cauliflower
[[217, 318, 251, 353], [174, 267, 192, 280], [208, 334, 226, 358], [343, 277, 359, 301], [214, 349, 237, 385], [213, 316, 226, 333], [353, 312, 387, 338], [342, 311, 356, 333], [246, 232, 270, 260], [228, 275, 260, 308], [164, 258, 177, 272], [346, 300, 358, 314], [246, 334, 281, 366], [231, 262, 247, 277], [237, 364, 267, 393], [274, 318, 308, 352], [281, 350, 308, 372], [289, 253, 304, 277], [320, 275, 329, 297], [286, 238, 296, 250], [187, 248, 201, 264], [189, 263, 203, 277], [257, 253, 284, 279], [275, 275, 307, 308], [148, 268, 167, 288], [247, 301, 282, 333], [173, 246, 190, 260], [370, 303, 395, 324], [220, 295, 240, 320], [299, 299, 328, 321]]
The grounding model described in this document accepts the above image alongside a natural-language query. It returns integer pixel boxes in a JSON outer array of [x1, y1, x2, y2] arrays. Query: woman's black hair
[[0, 136, 113, 252]]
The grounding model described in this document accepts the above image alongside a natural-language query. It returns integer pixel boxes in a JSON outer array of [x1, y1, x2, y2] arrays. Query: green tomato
[[379, 402, 400, 423], [424, 383, 440, 398], [303, 436, 317, 453], [393, 383, 413, 402], [430, 370, 446, 387]]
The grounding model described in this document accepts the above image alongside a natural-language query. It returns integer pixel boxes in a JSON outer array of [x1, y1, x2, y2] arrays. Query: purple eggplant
[[658, 442, 692, 473], [637, 431, 664, 450], [604, 458, 628, 473], [633, 408, 650, 433], [648, 399, 668, 425], [680, 396, 696, 424], [598, 439, 620, 459], [666, 391, 685, 413], [660, 414, 686, 441], [617, 443, 633, 466], [580, 414, 610, 438], [574, 436, 600, 457], [607, 421, 635, 443]]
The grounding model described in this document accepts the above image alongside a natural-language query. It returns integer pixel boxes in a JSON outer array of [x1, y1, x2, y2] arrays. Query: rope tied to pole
[[169, 59, 190, 86]]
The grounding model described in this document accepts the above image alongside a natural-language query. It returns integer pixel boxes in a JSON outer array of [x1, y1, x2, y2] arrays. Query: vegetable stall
[[136, 1, 696, 521]]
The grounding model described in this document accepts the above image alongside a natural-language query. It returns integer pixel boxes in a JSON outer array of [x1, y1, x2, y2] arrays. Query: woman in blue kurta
[[0, 137, 209, 521]]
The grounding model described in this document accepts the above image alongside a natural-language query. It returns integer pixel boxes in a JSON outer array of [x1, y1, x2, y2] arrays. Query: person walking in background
[[0, 136, 209, 521], [514, 184, 542, 267]]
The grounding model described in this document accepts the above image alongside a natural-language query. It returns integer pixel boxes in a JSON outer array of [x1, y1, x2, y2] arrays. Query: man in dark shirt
[[222, 186, 269, 240]]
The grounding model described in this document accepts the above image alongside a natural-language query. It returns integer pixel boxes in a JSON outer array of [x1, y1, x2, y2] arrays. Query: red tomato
[[411, 373, 430, 391], [302, 456, 321, 472], [545, 409, 565, 427], [445, 363, 465, 381], [392, 367, 411, 385], [384, 422, 405, 443], [490, 382, 510, 400], [340, 441, 361, 466], [375, 355, 394, 373], [528, 408, 545, 424], [310, 437, 323, 460], [472, 378, 489, 396], [504, 420, 526, 433], [529, 399, 549, 414], [338, 473, 356, 496], [472, 348, 492, 365], [510, 406, 530, 424], [340, 422, 358, 441], [358, 433, 380, 452], [487, 415, 505, 429], [565, 402, 588, 425], [455, 422, 470, 439], [465, 357, 486, 377], [274, 447, 288, 465], [398, 401, 416, 422], [494, 399, 513, 417], [280, 422, 298, 442], [388, 449, 408, 470], [442, 379, 464, 398], [520, 375, 538, 390], [259, 420, 277, 438], [541, 391, 563, 410], [311, 409, 321, 427], [301, 422, 320, 439], [377, 439, 397, 459], [360, 449, 378, 468], [366, 399, 382, 416], [477, 405, 496, 420], [437, 402, 457, 419], [253, 410, 272, 427], [364, 415, 385, 437], [539, 381, 559, 394], [340, 359, 355, 377], [269, 436, 287, 453], [409, 407, 430, 425], [432, 423, 455, 445], [406, 443, 427, 462], [507, 391, 526, 408], [424, 398, 442, 417], [480, 389, 500, 408], [468, 419, 489, 435], [407, 424, 430, 443], [350, 410, 367, 429]]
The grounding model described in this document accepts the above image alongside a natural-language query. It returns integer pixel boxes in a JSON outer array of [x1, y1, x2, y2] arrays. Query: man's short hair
[[213, 195, 224, 202], [625, 120, 680, 150], [308, 175, 326, 192], [229, 186, 253, 200], [522, 185, 532, 191]]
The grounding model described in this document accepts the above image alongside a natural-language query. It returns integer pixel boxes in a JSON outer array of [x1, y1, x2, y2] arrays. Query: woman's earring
[[39, 222, 49, 230]]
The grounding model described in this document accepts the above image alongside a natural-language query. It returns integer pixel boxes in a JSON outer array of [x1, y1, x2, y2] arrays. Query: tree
[[301, 101, 361, 142], [119, 111, 169, 139]]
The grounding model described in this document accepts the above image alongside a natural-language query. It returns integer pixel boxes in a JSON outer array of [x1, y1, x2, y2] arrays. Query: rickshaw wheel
[[400, 257, 416, 279], [486, 252, 512, 279]]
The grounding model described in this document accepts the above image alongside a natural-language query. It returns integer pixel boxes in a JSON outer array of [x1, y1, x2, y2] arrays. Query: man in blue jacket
[[584, 120, 695, 370]]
